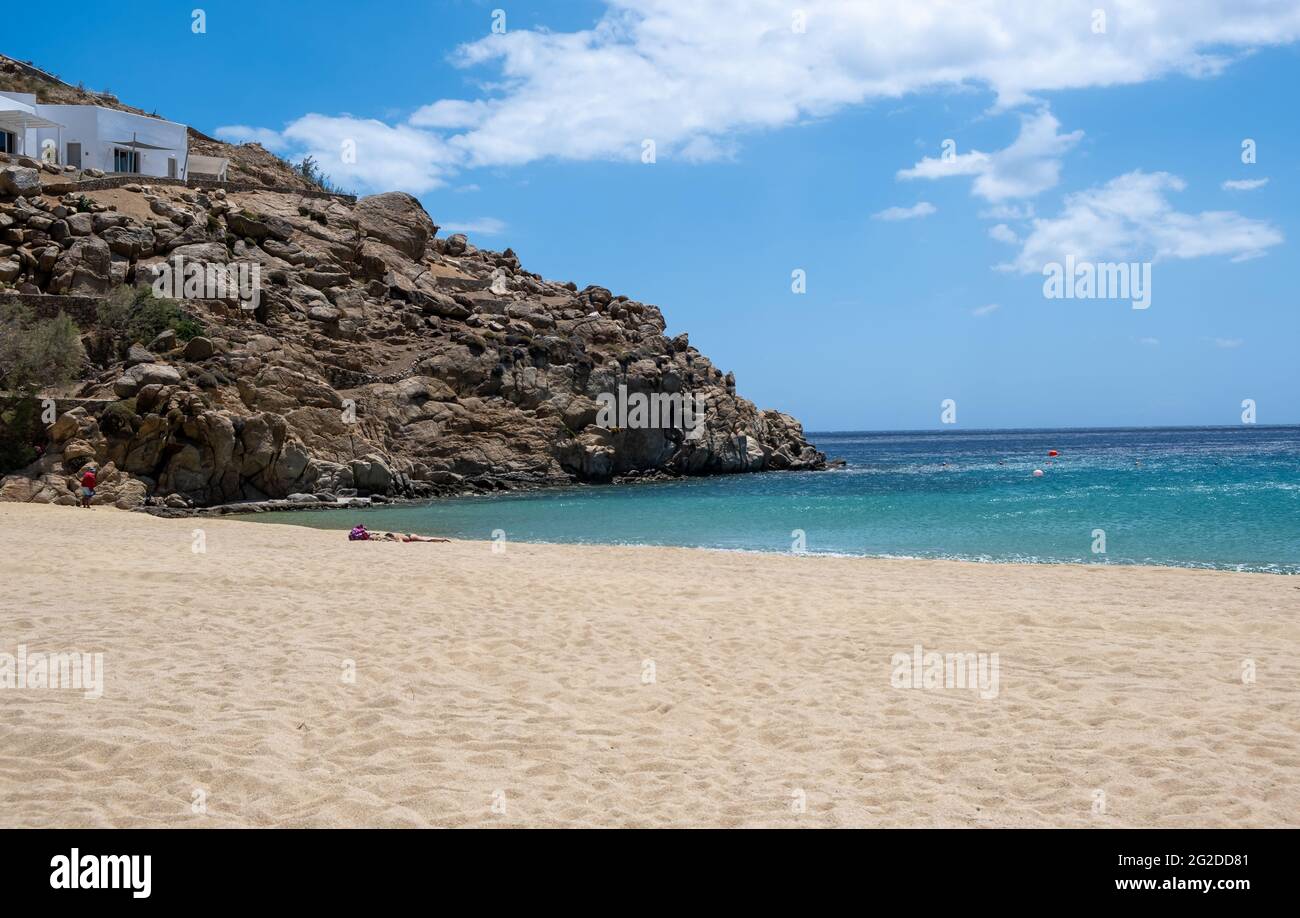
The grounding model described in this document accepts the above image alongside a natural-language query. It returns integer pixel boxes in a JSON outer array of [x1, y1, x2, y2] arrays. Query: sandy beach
[[1, 502, 1296, 828]]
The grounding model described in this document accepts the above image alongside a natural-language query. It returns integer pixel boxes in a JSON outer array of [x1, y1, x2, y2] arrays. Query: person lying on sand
[[348, 524, 448, 543]]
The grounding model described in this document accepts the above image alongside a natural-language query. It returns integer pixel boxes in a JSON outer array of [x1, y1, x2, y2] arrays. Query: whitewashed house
[[0, 90, 189, 179], [0, 91, 61, 157]]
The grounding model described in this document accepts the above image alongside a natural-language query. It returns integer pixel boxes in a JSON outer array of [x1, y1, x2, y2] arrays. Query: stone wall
[[0, 292, 102, 324], [0, 394, 114, 415], [42, 175, 355, 203], [0, 292, 204, 328]]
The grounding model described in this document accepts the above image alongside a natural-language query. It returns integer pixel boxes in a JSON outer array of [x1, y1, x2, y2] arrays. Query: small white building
[[0, 91, 60, 157], [0, 90, 189, 179]]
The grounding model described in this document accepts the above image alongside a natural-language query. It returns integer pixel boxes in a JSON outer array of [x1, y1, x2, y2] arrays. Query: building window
[[0, 131, 15, 154], [113, 149, 139, 173]]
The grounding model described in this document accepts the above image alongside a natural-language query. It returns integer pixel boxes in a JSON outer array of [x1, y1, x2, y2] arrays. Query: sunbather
[[349, 524, 448, 543]]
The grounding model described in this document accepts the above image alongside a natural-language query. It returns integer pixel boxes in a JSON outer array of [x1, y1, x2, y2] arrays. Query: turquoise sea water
[[250, 427, 1300, 573]]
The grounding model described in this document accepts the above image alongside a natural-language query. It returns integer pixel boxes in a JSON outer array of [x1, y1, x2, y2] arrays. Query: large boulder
[[355, 192, 436, 261], [61, 438, 98, 463], [0, 476, 46, 503], [51, 237, 112, 294], [66, 212, 94, 236], [124, 344, 154, 367], [261, 238, 309, 265], [48, 408, 106, 456], [113, 375, 141, 398], [159, 443, 208, 495], [126, 362, 183, 387], [168, 241, 230, 264], [183, 336, 215, 361], [307, 304, 342, 322], [227, 210, 293, 242], [101, 225, 156, 258], [0, 166, 41, 198], [149, 329, 177, 353], [120, 413, 172, 475], [350, 454, 393, 494]]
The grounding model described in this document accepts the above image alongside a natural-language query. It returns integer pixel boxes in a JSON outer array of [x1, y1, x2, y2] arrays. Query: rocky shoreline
[[133, 463, 786, 519], [2, 154, 826, 511]]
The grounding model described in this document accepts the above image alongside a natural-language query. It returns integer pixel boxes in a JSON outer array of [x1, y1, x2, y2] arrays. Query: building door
[[0, 131, 15, 154], [168, 157, 178, 178], [67, 142, 82, 169]]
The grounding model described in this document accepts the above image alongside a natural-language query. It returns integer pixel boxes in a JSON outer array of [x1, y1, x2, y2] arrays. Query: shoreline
[[132, 463, 841, 521], [226, 506, 1297, 577], [3, 503, 1297, 827]]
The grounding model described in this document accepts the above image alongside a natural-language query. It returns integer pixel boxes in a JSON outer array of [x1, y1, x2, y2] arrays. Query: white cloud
[[1212, 337, 1244, 348], [409, 99, 491, 130], [214, 125, 291, 153], [280, 114, 460, 194], [972, 303, 1001, 317], [1221, 177, 1270, 191], [439, 0, 1300, 162], [898, 108, 1083, 201], [988, 223, 1019, 244], [898, 149, 992, 181], [225, 1, 1300, 192], [1138, 337, 1160, 346], [1000, 171, 1284, 273], [873, 201, 936, 221], [441, 217, 508, 235], [678, 135, 740, 163], [981, 202, 1035, 221]]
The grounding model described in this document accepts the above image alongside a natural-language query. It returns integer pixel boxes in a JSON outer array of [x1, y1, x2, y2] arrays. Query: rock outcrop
[[1, 171, 825, 509]]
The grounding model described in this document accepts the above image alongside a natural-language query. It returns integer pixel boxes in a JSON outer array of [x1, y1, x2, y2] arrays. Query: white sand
[[1, 503, 1296, 827]]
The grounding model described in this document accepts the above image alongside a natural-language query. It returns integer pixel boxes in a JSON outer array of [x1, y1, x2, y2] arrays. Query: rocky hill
[[0, 156, 825, 511], [0, 53, 157, 116]]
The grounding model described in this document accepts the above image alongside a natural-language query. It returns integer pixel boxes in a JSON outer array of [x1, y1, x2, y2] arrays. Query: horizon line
[[805, 423, 1300, 435]]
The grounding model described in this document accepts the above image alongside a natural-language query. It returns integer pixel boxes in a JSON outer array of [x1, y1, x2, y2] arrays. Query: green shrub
[[0, 306, 84, 475], [94, 286, 135, 344], [99, 398, 139, 436], [0, 397, 39, 474], [290, 155, 354, 196], [128, 295, 183, 344], [0, 305, 83, 392], [173, 318, 204, 342], [97, 285, 205, 354]]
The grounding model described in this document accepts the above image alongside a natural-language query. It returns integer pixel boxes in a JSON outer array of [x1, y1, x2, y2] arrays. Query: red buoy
[[1048, 450, 1059, 457]]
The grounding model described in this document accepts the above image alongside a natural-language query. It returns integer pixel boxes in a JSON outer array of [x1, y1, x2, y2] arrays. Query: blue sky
[[8, 0, 1300, 429]]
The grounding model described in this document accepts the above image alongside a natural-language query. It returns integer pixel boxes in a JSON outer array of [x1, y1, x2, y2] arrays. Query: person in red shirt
[[78, 464, 97, 508]]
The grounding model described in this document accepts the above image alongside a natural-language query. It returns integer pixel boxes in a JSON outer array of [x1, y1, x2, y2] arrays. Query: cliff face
[[0, 165, 825, 510]]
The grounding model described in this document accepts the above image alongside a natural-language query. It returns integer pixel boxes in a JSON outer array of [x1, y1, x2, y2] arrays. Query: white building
[[0, 91, 58, 157], [0, 90, 189, 179]]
